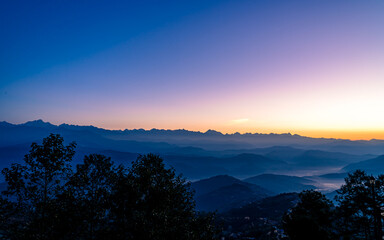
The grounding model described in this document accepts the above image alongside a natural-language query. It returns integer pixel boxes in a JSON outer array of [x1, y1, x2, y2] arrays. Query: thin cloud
[[231, 118, 249, 124]]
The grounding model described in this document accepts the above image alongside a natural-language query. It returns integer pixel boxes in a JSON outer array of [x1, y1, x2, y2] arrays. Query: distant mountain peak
[[204, 129, 223, 136], [22, 119, 55, 128], [0, 121, 13, 127], [58, 123, 104, 131]]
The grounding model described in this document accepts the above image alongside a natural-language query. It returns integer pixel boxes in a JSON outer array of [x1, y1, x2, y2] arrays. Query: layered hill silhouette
[[3, 119, 384, 223], [0, 120, 379, 182], [2, 120, 384, 154]]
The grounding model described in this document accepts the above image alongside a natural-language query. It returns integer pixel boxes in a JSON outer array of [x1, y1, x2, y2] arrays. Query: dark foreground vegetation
[[282, 170, 384, 240], [220, 171, 384, 240], [1, 134, 384, 240], [0, 134, 216, 240]]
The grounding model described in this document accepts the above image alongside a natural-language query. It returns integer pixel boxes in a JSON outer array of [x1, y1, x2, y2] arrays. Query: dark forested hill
[[191, 175, 272, 212]]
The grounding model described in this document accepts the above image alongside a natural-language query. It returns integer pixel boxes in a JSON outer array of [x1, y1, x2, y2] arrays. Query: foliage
[[282, 190, 336, 240], [1, 133, 76, 240], [107, 154, 217, 240], [282, 171, 384, 240], [0, 134, 217, 240], [336, 170, 384, 240]]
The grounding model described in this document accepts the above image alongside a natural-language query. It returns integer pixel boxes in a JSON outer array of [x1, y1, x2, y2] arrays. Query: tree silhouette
[[63, 154, 118, 239], [336, 170, 384, 240], [282, 190, 335, 240], [0, 135, 217, 240], [1, 133, 76, 239], [120, 154, 216, 240]]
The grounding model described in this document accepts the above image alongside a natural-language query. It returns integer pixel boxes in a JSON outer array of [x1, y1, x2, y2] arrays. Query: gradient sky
[[1, 0, 384, 139]]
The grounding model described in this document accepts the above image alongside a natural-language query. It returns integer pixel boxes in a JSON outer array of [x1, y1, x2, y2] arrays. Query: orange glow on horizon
[[92, 122, 384, 141]]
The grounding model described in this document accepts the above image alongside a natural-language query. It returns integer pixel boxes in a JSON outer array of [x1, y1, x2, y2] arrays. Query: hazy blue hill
[[220, 146, 369, 165], [0, 120, 382, 182], [0, 143, 287, 180], [162, 154, 288, 179], [230, 153, 286, 166], [225, 153, 288, 176], [288, 150, 372, 167], [214, 146, 300, 158], [191, 175, 272, 212], [316, 139, 384, 155], [164, 146, 216, 157], [244, 174, 316, 194], [219, 147, 373, 170], [95, 152, 288, 180], [163, 155, 231, 180], [192, 175, 248, 197], [264, 147, 306, 162], [343, 155, 384, 174]]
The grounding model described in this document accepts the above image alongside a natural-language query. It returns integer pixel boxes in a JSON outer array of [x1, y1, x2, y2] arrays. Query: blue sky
[[0, 0, 224, 85], [1, 0, 384, 139]]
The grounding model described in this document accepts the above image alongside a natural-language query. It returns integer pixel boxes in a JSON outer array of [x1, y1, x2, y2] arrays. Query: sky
[[1, 0, 384, 140]]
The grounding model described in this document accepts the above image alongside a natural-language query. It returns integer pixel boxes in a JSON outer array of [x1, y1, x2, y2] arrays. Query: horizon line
[[3, 119, 384, 142]]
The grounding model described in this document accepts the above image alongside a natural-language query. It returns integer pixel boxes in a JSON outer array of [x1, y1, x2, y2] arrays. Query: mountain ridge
[[0, 120, 356, 140]]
